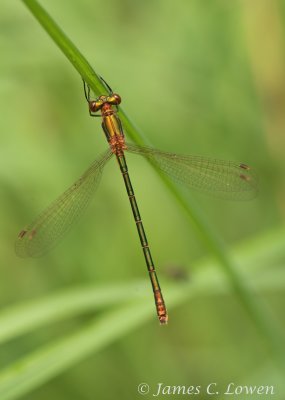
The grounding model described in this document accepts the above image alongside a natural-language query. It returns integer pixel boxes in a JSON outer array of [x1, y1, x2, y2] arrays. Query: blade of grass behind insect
[[0, 302, 153, 400], [0, 281, 148, 345]]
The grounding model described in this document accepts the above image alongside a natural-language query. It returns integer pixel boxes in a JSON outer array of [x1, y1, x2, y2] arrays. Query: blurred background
[[1, 0, 285, 399]]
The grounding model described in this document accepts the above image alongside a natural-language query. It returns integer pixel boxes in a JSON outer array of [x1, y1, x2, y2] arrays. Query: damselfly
[[16, 78, 257, 324]]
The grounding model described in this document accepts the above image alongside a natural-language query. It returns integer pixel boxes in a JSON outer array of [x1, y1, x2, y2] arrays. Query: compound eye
[[109, 93, 121, 105], [89, 100, 102, 112], [114, 94, 121, 104]]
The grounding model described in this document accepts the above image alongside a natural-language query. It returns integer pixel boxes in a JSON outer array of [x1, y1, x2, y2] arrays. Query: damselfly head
[[89, 94, 121, 113]]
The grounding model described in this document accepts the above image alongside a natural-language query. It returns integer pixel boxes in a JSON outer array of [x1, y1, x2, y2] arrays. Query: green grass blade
[[0, 281, 148, 345], [21, 0, 105, 95], [0, 302, 152, 400]]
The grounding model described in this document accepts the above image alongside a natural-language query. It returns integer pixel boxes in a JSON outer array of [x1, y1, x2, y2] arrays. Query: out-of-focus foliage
[[0, 0, 285, 399]]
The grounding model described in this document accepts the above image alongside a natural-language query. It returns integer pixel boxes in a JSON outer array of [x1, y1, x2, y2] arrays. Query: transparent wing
[[127, 143, 258, 200], [16, 149, 113, 258]]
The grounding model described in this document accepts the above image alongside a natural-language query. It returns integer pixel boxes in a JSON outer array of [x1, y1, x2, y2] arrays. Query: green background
[[0, 0, 285, 399]]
